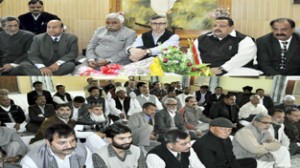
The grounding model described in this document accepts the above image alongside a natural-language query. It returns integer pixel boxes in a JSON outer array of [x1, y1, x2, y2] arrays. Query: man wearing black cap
[[236, 85, 253, 107], [193, 117, 257, 168]]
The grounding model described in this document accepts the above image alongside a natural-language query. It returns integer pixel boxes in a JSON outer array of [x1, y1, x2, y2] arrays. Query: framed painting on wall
[[122, 0, 219, 30], [294, 0, 300, 4]]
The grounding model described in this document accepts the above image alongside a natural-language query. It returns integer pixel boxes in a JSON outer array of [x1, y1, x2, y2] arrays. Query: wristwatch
[[218, 67, 227, 73]]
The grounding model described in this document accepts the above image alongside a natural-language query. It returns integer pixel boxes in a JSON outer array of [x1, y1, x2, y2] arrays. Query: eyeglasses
[[150, 22, 166, 26], [167, 104, 177, 106], [258, 121, 272, 124]]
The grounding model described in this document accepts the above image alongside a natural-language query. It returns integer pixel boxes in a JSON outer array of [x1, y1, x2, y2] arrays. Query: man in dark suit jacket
[[27, 81, 53, 106], [0, 16, 34, 75], [195, 85, 212, 116], [18, 0, 60, 34], [26, 95, 55, 133], [209, 94, 239, 129], [257, 18, 300, 75], [20, 20, 78, 75], [154, 98, 186, 142], [69, 96, 89, 121]]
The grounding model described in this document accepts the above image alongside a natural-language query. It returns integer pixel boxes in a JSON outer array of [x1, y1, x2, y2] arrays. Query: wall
[[0, 0, 110, 51], [231, 0, 300, 38], [219, 77, 273, 95]]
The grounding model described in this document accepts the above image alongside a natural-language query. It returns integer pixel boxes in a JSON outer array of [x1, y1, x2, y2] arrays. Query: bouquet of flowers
[[156, 45, 213, 76], [158, 46, 192, 74]]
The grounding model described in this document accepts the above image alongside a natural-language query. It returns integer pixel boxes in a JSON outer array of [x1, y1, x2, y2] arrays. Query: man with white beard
[[78, 104, 110, 153], [154, 98, 186, 142]]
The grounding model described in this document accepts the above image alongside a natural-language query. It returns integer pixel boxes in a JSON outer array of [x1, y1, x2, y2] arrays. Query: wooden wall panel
[[232, 0, 300, 38], [0, 0, 110, 51]]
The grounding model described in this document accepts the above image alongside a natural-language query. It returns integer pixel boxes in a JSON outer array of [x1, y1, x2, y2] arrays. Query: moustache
[[276, 34, 286, 37], [63, 147, 75, 151]]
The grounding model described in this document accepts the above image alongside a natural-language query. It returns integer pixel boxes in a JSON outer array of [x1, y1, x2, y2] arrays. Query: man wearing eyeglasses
[[154, 98, 186, 142], [233, 113, 290, 167], [128, 15, 180, 62], [146, 129, 205, 168]]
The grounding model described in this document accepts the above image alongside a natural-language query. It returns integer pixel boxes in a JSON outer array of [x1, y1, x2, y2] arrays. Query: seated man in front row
[[20, 123, 94, 168], [0, 126, 27, 164], [194, 17, 258, 76], [233, 113, 291, 168], [128, 15, 179, 62], [146, 129, 205, 168], [19, 20, 78, 75]]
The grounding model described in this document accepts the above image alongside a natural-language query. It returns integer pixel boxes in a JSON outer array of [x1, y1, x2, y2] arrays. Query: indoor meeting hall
[[1, 0, 300, 168]]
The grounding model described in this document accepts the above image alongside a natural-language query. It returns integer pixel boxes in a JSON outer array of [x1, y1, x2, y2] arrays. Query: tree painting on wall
[[123, 0, 218, 30]]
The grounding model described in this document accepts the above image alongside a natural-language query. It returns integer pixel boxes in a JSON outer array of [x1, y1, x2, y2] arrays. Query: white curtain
[[30, 76, 54, 92], [270, 75, 287, 104], [150, 0, 177, 16], [209, 76, 220, 93]]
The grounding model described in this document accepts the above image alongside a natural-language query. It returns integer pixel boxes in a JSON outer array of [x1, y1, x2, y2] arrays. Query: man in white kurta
[[239, 95, 268, 126]]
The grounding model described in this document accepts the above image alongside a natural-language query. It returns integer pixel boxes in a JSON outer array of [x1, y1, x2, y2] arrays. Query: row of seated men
[[1, 0, 300, 76], [1, 79, 300, 167], [1, 98, 300, 167]]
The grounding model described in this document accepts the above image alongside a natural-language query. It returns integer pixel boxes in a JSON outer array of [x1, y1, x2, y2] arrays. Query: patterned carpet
[[291, 154, 300, 168]]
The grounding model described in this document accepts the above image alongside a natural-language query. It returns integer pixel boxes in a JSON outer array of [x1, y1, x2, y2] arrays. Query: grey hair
[[252, 113, 271, 122], [283, 95, 296, 101], [1, 16, 19, 27], [164, 97, 177, 105], [249, 94, 260, 100], [106, 12, 125, 23]]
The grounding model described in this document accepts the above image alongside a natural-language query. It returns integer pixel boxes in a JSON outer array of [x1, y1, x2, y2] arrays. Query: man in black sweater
[[146, 129, 205, 168]]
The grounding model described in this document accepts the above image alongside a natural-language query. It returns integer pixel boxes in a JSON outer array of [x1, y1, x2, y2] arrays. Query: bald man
[[19, 20, 78, 75]]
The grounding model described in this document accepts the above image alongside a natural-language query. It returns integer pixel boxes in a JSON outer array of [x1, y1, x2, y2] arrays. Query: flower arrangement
[[154, 45, 213, 76], [158, 46, 192, 74]]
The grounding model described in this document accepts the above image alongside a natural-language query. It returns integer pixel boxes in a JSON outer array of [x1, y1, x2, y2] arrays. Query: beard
[[90, 113, 106, 122], [111, 141, 131, 150]]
